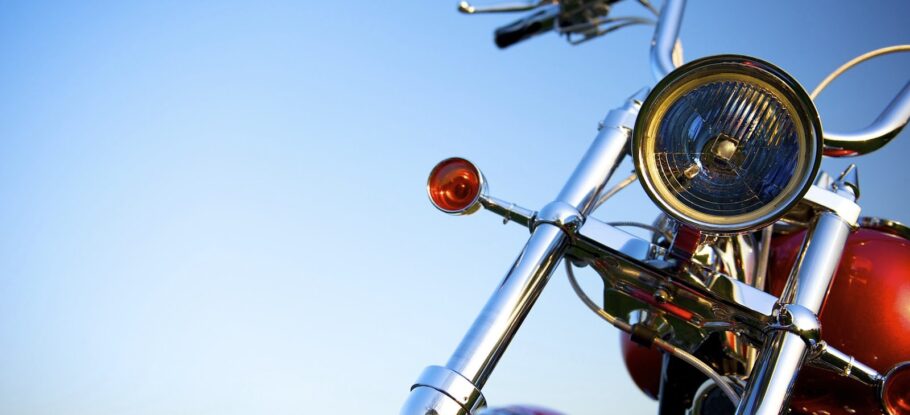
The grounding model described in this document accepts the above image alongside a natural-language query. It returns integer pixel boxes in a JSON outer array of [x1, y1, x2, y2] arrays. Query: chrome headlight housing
[[633, 55, 823, 233]]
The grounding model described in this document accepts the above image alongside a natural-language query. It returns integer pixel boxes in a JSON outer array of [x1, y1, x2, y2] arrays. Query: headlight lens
[[634, 55, 822, 233]]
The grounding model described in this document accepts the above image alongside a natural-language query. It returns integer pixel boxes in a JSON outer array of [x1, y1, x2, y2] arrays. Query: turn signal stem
[[479, 195, 536, 228]]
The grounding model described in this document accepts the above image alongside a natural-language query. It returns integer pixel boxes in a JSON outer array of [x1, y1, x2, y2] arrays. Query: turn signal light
[[427, 157, 486, 215], [883, 362, 910, 415]]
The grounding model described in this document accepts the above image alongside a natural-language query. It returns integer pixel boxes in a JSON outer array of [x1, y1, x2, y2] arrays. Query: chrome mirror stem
[[400, 91, 645, 415]]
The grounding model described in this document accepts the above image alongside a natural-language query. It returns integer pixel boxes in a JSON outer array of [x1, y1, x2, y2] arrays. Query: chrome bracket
[[808, 341, 883, 386], [532, 201, 584, 236], [766, 303, 821, 351], [479, 195, 536, 228], [813, 342, 853, 375], [786, 184, 861, 227], [600, 88, 648, 133]]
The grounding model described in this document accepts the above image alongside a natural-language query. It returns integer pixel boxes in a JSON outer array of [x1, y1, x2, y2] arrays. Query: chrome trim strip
[[413, 366, 487, 412], [859, 216, 910, 240]]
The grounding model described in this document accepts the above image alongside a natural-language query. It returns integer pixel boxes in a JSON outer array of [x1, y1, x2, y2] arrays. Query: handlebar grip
[[495, 20, 547, 48], [493, 6, 558, 49]]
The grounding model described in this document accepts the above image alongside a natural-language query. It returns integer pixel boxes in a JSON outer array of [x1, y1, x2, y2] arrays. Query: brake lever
[[458, 0, 553, 14]]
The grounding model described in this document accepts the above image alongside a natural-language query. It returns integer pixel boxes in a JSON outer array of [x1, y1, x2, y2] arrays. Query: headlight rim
[[633, 54, 823, 234]]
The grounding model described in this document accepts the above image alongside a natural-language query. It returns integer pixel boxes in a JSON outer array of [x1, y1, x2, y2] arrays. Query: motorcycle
[[400, 1, 910, 414]]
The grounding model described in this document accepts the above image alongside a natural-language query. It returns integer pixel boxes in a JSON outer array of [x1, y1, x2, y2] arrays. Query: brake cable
[[811, 44, 910, 100]]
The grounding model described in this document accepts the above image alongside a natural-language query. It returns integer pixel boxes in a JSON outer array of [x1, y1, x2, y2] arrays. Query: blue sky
[[1, 1, 909, 414]]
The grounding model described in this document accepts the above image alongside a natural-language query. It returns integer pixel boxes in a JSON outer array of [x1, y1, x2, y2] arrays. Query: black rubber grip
[[493, 8, 556, 49], [494, 20, 546, 49]]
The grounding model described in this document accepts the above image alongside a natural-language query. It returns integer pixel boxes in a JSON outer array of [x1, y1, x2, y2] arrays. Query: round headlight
[[633, 55, 822, 233]]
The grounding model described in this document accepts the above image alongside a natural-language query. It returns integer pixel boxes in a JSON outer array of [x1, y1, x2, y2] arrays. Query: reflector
[[427, 157, 485, 215], [633, 55, 822, 233]]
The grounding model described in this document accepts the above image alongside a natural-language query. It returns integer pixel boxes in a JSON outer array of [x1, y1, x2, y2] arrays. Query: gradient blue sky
[[1, 1, 909, 414]]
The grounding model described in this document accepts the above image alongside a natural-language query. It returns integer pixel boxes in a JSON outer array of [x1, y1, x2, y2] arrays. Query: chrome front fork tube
[[736, 209, 855, 415], [400, 90, 647, 415]]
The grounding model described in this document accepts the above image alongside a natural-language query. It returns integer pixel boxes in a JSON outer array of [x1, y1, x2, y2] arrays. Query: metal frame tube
[[736, 211, 852, 415]]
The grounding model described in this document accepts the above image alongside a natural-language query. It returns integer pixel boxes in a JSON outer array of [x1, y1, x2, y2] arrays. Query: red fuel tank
[[618, 225, 910, 413]]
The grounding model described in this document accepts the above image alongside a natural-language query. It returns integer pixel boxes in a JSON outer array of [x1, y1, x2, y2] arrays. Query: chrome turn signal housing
[[882, 362, 910, 415], [633, 55, 823, 233], [427, 157, 487, 215]]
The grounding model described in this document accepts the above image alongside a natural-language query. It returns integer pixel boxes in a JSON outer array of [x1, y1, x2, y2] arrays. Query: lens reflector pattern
[[655, 80, 800, 217]]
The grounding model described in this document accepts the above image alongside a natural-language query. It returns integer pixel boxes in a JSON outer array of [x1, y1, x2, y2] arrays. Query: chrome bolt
[[654, 288, 672, 304]]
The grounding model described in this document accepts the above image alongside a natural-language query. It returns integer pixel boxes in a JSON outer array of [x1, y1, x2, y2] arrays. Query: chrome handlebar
[[649, 0, 685, 81], [823, 80, 910, 156]]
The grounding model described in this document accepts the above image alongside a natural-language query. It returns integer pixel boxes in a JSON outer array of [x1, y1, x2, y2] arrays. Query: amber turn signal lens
[[883, 363, 910, 415], [427, 157, 484, 214]]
